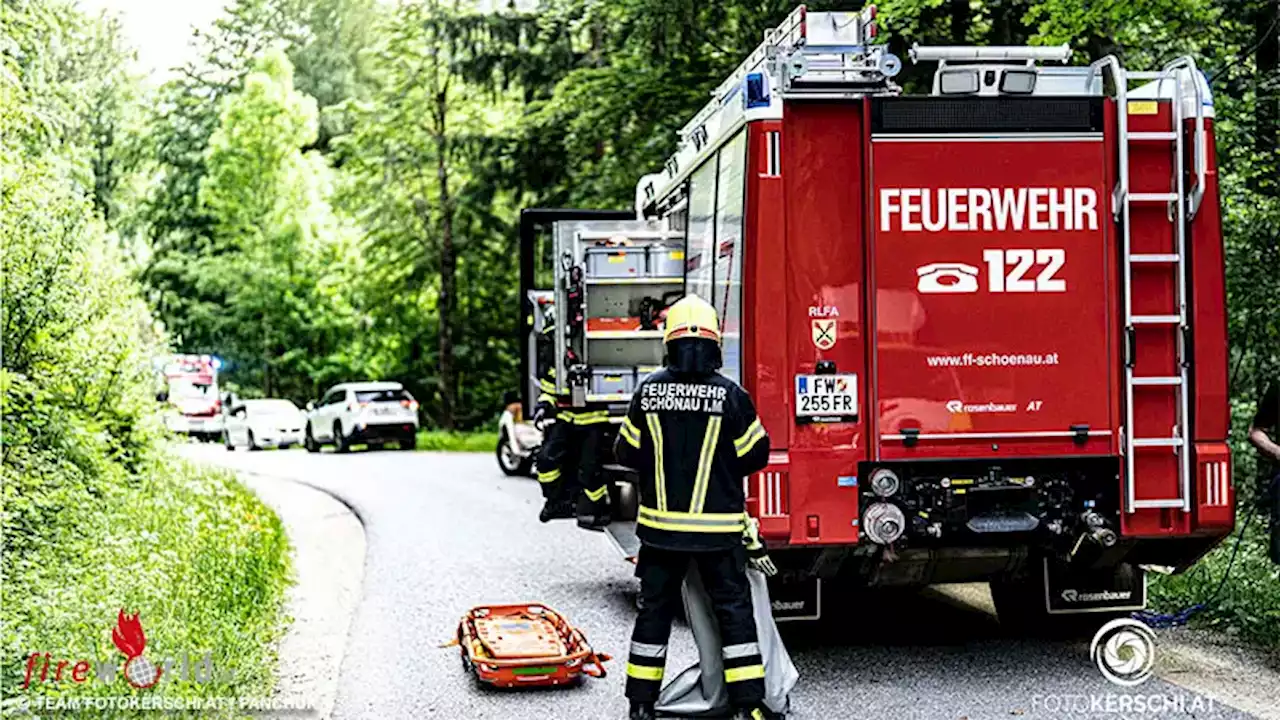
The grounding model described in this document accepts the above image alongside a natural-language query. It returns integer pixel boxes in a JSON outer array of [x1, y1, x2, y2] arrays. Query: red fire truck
[[519, 5, 1234, 626], [158, 354, 224, 442]]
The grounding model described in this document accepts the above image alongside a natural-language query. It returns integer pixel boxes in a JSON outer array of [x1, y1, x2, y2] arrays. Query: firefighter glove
[[743, 517, 777, 577], [532, 399, 554, 429]]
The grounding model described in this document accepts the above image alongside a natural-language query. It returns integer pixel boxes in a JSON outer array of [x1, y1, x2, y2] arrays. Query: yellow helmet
[[663, 295, 721, 344]]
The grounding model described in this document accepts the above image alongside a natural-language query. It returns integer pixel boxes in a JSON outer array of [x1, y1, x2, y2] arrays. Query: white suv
[[304, 382, 420, 453]]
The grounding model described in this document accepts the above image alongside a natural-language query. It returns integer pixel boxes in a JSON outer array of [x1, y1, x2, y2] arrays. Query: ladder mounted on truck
[[637, 4, 902, 217], [1094, 55, 1209, 514]]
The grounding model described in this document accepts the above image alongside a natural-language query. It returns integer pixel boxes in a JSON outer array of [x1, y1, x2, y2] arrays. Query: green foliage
[[415, 429, 501, 453], [202, 50, 320, 244], [331, 0, 531, 428], [1150, 398, 1280, 644], [136, 0, 381, 403], [2, 1, 291, 711], [195, 50, 370, 401], [1, 449, 290, 715]]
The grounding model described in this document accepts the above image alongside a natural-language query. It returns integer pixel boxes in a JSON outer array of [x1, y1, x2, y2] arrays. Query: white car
[[223, 399, 306, 451], [304, 381, 419, 453]]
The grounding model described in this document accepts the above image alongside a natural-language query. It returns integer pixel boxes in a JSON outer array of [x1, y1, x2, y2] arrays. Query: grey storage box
[[585, 246, 645, 278], [636, 365, 661, 383], [648, 244, 686, 278], [591, 366, 636, 396]]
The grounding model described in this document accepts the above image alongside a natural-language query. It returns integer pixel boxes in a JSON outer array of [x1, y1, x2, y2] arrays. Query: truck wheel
[[496, 430, 526, 475], [334, 422, 350, 453], [304, 424, 320, 453]]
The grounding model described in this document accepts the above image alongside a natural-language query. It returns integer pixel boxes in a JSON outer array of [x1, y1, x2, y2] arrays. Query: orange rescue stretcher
[[454, 604, 610, 688]]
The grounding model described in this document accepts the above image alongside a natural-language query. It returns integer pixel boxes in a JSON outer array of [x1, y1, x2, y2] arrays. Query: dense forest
[[4, 0, 1279, 437]]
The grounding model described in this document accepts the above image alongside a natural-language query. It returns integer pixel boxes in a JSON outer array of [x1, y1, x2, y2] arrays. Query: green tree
[[198, 49, 363, 400], [335, 0, 521, 429], [137, 0, 377, 372]]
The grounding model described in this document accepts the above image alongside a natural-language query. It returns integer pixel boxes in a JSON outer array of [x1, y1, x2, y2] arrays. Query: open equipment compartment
[[553, 218, 686, 408]]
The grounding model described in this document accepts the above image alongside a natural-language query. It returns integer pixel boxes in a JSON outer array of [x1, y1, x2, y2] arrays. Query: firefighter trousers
[[536, 420, 574, 500], [626, 545, 764, 707], [535, 419, 604, 505]]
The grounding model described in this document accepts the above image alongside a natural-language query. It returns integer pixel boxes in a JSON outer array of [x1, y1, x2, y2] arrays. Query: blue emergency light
[[745, 72, 770, 109]]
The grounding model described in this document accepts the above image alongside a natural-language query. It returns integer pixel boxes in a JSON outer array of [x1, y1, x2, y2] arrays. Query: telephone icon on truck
[[916, 263, 979, 294]]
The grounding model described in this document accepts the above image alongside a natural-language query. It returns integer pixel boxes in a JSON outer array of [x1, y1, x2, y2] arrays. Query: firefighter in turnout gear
[[533, 309, 575, 522], [568, 401, 612, 530], [533, 304, 612, 528], [613, 295, 775, 720]]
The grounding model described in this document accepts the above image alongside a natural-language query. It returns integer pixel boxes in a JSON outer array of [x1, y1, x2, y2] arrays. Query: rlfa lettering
[[879, 187, 1098, 233], [639, 383, 726, 414]]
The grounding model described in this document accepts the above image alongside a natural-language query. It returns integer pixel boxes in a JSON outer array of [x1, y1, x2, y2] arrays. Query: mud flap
[[767, 571, 822, 621], [1044, 559, 1147, 615]]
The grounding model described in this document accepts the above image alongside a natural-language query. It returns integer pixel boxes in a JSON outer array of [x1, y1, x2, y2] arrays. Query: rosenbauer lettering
[[880, 187, 1099, 233]]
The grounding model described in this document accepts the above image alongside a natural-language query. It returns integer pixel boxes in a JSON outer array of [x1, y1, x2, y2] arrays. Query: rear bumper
[[752, 452, 1235, 572], [254, 429, 303, 447], [168, 414, 223, 434], [347, 422, 417, 442]]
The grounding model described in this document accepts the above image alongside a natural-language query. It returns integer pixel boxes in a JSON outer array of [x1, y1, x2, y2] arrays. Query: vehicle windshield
[[170, 379, 214, 399], [356, 389, 412, 404], [246, 400, 299, 416]]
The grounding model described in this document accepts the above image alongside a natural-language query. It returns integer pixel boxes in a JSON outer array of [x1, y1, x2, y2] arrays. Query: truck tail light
[[402, 400, 419, 410], [1194, 445, 1233, 530], [806, 515, 820, 538], [753, 470, 789, 517]]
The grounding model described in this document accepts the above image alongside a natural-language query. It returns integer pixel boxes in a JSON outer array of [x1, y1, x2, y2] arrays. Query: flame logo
[[112, 609, 162, 689], [112, 610, 147, 658]]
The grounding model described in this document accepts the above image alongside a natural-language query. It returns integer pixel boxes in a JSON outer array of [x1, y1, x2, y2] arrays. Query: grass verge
[[2, 450, 291, 717], [414, 429, 499, 453], [1149, 510, 1280, 647]]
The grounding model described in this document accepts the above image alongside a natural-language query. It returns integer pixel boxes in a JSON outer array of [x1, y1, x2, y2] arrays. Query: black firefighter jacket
[[614, 368, 771, 551]]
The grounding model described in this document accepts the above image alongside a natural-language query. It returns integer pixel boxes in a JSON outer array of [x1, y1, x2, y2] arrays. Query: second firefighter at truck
[[532, 306, 613, 528], [614, 295, 777, 720]]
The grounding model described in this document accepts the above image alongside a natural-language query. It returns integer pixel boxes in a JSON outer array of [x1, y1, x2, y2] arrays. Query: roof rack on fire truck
[[635, 4, 902, 217]]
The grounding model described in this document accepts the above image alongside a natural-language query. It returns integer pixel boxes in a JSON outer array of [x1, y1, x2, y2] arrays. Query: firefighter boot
[[538, 498, 576, 523], [628, 701, 656, 720], [735, 707, 785, 720], [576, 490, 611, 531]]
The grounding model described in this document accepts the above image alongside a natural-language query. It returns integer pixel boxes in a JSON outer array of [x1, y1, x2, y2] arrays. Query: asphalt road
[[185, 444, 1256, 720]]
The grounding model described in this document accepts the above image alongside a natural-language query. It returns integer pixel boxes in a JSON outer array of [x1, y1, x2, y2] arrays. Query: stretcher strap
[[574, 629, 612, 678]]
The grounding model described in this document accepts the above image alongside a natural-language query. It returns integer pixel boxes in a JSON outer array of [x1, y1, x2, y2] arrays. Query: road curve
[[183, 445, 1255, 720]]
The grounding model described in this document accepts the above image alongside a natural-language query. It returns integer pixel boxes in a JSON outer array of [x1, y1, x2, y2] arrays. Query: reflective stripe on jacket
[[614, 368, 770, 551]]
